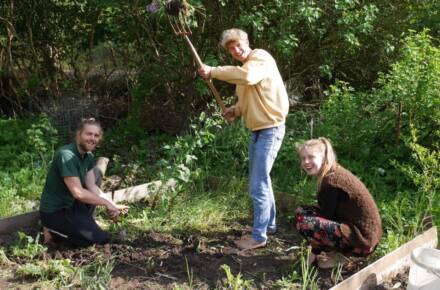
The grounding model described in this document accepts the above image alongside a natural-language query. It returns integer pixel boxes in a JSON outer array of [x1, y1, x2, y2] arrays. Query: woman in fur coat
[[295, 137, 382, 268]]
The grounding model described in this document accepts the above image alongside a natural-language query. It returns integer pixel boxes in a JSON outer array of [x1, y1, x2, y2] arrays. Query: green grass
[[0, 115, 58, 217], [1, 69, 438, 287], [108, 177, 251, 238]]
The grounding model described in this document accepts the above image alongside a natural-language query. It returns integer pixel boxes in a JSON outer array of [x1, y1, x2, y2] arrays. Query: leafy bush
[[2, 0, 439, 129], [0, 114, 58, 216], [316, 30, 439, 241], [159, 107, 249, 187], [319, 30, 439, 158]]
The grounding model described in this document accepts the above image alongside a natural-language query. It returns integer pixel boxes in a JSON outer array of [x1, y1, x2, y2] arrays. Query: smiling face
[[299, 146, 325, 176], [76, 124, 102, 154], [226, 40, 252, 63]]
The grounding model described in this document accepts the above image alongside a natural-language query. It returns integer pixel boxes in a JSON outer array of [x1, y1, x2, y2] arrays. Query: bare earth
[[0, 222, 409, 289]]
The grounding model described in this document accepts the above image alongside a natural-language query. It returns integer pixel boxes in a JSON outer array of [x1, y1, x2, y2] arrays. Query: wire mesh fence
[[44, 95, 99, 143]]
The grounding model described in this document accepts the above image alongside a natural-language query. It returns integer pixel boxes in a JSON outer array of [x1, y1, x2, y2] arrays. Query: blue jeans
[[249, 125, 285, 242]]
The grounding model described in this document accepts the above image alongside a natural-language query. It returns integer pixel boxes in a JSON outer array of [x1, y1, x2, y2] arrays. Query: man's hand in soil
[[107, 203, 129, 222]]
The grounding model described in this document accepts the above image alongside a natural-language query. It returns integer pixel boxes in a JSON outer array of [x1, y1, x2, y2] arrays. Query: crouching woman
[[295, 137, 382, 268]]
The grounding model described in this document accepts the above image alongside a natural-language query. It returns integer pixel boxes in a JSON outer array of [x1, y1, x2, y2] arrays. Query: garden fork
[[165, 0, 226, 113]]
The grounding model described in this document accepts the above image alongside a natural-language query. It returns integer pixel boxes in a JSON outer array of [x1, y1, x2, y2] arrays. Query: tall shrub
[[319, 30, 439, 161]]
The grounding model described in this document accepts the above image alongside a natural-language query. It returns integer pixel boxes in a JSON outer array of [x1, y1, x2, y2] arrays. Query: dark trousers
[[40, 200, 109, 247]]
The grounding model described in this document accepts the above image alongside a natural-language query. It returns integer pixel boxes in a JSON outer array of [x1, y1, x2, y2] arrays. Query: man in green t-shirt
[[40, 118, 128, 247]]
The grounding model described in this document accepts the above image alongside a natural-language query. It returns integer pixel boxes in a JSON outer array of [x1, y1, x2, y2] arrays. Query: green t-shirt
[[40, 143, 95, 213]]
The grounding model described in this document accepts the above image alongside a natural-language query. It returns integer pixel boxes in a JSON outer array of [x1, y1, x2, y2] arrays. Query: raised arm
[[210, 50, 270, 85]]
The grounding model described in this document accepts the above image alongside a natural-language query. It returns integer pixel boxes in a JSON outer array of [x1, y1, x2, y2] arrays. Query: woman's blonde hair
[[296, 137, 337, 189]]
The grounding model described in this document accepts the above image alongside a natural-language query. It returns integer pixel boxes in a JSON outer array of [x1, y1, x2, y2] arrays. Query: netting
[[44, 95, 99, 142]]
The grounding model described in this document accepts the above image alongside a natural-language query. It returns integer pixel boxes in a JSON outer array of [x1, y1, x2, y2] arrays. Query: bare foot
[[234, 236, 266, 251], [222, 246, 240, 255], [316, 251, 348, 269], [42, 227, 55, 245]]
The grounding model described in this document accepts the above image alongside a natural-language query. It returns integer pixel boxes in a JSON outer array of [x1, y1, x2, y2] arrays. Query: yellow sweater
[[211, 49, 289, 131]]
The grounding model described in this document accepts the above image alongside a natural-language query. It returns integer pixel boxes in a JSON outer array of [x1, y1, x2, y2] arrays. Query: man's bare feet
[[42, 227, 55, 245], [234, 236, 266, 251]]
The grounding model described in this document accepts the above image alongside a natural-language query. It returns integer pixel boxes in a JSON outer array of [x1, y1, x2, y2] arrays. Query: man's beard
[[78, 140, 94, 153]]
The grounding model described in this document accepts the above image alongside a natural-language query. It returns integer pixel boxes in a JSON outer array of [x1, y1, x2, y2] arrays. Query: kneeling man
[[39, 118, 128, 247]]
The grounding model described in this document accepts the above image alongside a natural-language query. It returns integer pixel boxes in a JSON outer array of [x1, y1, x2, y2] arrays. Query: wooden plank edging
[[111, 178, 177, 203], [330, 226, 438, 290], [0, 178, 177, 235], [0, 211, 40, 235]]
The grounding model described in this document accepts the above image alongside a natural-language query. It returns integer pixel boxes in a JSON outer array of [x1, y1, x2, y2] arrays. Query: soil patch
[[39, 224, 302, 289], [0, 221, 399, 289]]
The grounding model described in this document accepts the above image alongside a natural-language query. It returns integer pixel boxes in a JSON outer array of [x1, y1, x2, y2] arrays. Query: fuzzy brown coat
[[318, 165, 382, 251]]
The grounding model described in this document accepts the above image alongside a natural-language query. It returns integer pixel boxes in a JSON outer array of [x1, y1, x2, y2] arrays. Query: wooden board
[[95, 157, 109, 176], [0, 178, 177, 235], [0, 211, 40, 235], [330, 226, 438, 290], [112, 179, 177, 203]]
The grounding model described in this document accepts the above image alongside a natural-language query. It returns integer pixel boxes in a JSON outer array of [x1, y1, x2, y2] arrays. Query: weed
[[221, 264, 254, 290], [145, 256, 156, 272], [16, 258, 76, 287], [300, 247, 319, 290], [79, 256, 114, 290], [271, 271, 301, 289], [0, 249, 11, 266], [331, 263, 344, 285], [185, 256, 194, 289], [11, 232, 47, 260]]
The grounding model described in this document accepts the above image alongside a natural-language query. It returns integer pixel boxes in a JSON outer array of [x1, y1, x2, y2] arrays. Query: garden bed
[[1, 177, 437, 289], [1, 223, 437, 289]]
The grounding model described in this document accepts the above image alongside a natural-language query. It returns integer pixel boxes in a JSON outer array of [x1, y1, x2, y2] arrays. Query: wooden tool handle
[[183, 35, 227, 113]]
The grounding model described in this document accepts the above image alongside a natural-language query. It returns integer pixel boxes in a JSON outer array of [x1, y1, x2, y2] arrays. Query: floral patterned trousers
[[295, 205, 351, 254]]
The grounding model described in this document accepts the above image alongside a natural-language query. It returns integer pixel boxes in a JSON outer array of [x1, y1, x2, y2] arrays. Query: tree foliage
[[0, 0, 438, 131]]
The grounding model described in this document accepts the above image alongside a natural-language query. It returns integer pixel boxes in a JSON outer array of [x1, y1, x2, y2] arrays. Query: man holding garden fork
[[39, 118, 128, 247], [198, 28, 289, 251]]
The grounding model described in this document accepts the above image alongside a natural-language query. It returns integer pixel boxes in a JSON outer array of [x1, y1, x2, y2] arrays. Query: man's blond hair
[[220, 28, 248, 48]]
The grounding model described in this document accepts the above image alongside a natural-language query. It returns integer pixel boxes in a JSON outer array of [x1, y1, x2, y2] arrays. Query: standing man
[[198, 28, 289, 250], [39, 118, 128, 247]]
